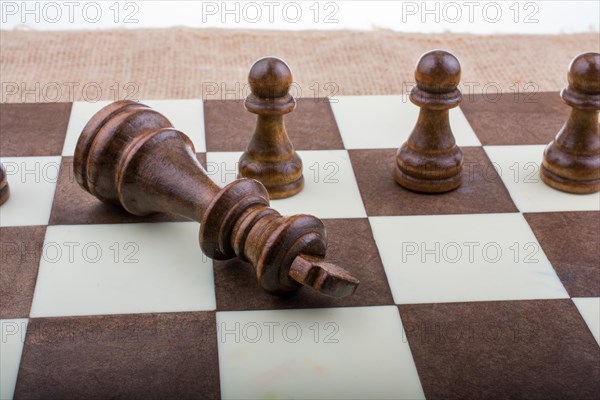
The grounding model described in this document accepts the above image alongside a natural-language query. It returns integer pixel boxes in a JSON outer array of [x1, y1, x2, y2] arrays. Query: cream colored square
[[30, 222, 215, 317], [370, 213, 569, 304], [217, 306, 424, 400]]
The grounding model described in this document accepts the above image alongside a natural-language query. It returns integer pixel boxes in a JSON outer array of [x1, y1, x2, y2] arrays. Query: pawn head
[[415, 50, 461, 93], [568, 52, 600, 95], [248, 57, 293, 98]]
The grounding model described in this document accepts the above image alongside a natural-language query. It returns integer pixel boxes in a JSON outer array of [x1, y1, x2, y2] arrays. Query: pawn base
[[238, 152, 304, 200], [393, 164, 462, 193], [264, 176, 305, 199], [540, 164, 600, 194]]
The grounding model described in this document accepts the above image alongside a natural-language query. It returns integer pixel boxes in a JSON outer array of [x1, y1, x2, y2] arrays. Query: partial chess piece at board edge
[[238, 56, 304, 199], [0, 164, 9, 206], [394, 49, 464, 193], [540, 51, 600, 194], [73, 100, 359, 298]]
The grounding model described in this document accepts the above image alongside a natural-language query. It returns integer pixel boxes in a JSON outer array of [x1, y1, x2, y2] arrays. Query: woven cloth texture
[[1, 28, 598, 102]]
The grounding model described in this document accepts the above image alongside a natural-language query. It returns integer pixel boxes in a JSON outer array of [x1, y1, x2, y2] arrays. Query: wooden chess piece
[[74, 101, 358, 298], [238, 57, 304, 199], [540, 52, 600, 194], [393, 50, 463, 193], [0, 164, 9, 205]]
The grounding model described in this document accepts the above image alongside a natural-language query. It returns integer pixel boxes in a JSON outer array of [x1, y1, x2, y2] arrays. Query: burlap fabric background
[[1, 28, 598, 102]]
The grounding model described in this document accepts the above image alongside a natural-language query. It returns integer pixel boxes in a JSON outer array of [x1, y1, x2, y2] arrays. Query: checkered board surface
[[1, 93, 599, 400]]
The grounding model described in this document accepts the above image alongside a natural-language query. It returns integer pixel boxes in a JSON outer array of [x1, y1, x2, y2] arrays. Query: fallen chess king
[[73, 99, 359, 298]]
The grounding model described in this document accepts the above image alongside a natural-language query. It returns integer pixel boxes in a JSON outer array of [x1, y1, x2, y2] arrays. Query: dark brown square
[[524, 211, 600, 297], [49, 155, 206, 225], [204, 98, 344, 152], [349, 147, 518, 216], [460, 92, 568, 145], [213, 218, 394, 311], [399, 299, 600, 400], [15, 312, 220, 399], [0, 226, 45, 318], [0, 103, 72, 156]]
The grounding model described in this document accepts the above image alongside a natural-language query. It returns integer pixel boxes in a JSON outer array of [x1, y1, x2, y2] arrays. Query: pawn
[[394, 50, 463, 193], [239, 57, 304, 199], [540, 52, 600, 194], [0, 164, 9, 205]]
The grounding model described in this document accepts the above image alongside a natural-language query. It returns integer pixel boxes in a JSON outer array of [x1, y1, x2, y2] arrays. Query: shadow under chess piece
[[394, 49, 464, 193], [238, 56, 304, 199], [74, 100, 358, 298], [0, 164, 9, 205], [540, 52, 600, 194]]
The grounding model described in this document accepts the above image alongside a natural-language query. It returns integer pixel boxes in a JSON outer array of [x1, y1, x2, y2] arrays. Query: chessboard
[[1, 92, 599, 400]]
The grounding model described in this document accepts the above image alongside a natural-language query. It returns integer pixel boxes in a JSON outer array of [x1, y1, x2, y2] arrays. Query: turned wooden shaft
[[74, 100, 358, 298], [247, 115, 295, 158], [410, 109, 454, 149], [552, 108, 599, 158]]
